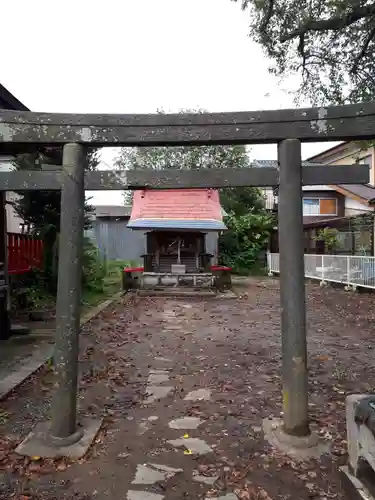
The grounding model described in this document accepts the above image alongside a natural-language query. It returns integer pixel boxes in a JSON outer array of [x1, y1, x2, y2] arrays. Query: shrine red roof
[[127, 189, 227, 231]]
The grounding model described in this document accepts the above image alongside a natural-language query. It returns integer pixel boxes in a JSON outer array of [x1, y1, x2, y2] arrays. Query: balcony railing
[[267, 252, 375, 289]]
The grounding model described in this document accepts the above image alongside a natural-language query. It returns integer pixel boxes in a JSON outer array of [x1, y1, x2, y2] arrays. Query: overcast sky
[[1, 0, 338, 205]]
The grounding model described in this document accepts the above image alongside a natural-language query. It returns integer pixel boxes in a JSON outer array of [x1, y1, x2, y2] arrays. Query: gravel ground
[[0, 278, 374, 500]]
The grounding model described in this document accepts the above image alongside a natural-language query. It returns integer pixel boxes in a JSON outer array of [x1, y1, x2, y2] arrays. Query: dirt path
[[1, 279, 374, 499]]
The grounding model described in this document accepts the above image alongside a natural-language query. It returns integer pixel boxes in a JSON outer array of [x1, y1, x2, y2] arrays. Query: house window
[[303, 199, 319, 215], [303, 198, 337, 216]]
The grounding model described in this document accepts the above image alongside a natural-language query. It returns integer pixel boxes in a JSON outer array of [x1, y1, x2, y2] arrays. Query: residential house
[[265, 143, 375, 255], [305, 142, 375, 220]]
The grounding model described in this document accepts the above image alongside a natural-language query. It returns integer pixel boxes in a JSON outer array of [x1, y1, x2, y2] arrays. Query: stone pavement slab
[[127, 492, 165, 500], [184, 388, 212, 401], [143, 385, 174, 404], [168, 416, 202, 429]]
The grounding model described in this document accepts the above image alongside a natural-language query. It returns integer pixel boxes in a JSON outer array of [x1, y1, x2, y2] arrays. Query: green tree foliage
[[313, 227, 339, 253], [115, 142, 257, 206], [219, 211, 275, 273], [115, 109, 265, 215], [232, 0, 375, 105], [81, 237, 107, 293], [11, 148, 101, 289], [13, 148, 100, 233], [115, 143, 250, 171], [220, 187, 265, 215]]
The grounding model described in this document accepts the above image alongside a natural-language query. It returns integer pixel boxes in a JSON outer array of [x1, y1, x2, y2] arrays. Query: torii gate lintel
[[1, 100, 375, 145]]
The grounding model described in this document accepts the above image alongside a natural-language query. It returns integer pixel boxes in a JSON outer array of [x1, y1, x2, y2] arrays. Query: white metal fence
[[267, 253, 375, 289]]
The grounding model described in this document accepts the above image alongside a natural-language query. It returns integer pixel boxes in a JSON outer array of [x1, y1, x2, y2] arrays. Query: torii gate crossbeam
[[1, 101, 375, 146]]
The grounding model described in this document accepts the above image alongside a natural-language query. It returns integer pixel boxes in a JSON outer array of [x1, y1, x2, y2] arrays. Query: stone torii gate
[[0, 103, 371, 458]]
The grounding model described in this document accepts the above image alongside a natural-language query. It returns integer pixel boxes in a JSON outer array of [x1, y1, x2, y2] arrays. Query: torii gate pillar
[[51, 143, 86, 440], [262, 139, 328, 456], [278, 139, 309, 436], [16, 144, 102, 458]]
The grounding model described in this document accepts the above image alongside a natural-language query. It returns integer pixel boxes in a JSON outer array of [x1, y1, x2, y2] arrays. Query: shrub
[[219, 211, 274, 274], [81, 237, 107, 293]]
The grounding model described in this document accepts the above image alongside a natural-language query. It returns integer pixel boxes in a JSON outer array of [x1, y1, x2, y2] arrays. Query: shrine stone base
[[142, 272, 215, 289]]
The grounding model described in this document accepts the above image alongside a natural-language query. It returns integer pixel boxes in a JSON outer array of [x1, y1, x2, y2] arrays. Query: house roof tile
[[303, 216, 339, 226], [336, 184, 375, 202], [94, 205, 132, 218], [0, 83, 29, 111]]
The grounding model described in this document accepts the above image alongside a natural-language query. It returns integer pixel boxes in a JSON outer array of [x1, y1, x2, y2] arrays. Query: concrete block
[[160, 275, 178, 286], [346, 394, 373, 476], [15, 418, 103, 459], [340, 465, 374, 500], [171, 264, 186, 274], [142, 275, 160, 286], [263, 418, 329, 460]]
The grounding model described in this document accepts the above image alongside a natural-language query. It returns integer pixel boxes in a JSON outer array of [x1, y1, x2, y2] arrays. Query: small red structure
[[210, 265, 232, 272], [7, 233, 44, 275], [123, 267, 144, 273]]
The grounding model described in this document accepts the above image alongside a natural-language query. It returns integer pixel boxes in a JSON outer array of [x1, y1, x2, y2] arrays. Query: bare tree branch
[[351, 25, 375, 74], [280, 3, 375, 42], [235, 0, 375, 105], [297, 33, 308, 73], [259, 0, 275, 33]]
